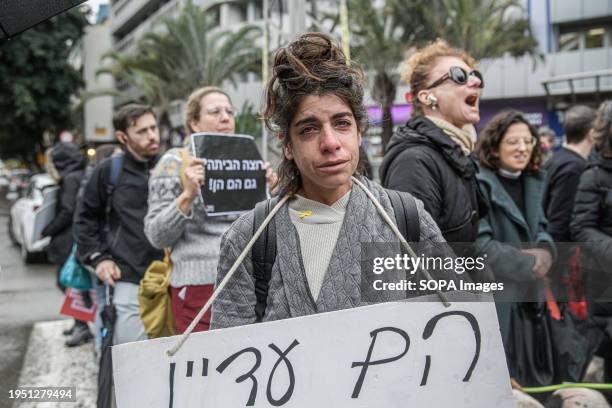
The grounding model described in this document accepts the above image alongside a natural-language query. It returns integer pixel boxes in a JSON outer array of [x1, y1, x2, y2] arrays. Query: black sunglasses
[[426, 66, 484, 89]]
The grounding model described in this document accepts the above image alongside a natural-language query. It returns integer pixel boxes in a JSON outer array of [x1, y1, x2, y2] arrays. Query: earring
[[427, 94, 438, 111]]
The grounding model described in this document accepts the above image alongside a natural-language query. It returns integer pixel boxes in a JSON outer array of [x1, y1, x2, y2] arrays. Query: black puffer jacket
[[42, 142, 86, 265], [571, 151, 612, 311], [380, 116, 487, 242], [380, 117, 491, 282]]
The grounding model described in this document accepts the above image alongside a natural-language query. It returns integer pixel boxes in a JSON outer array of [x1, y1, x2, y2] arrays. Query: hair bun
[[263, 31, 366, 150], [273, 33, 350, 90]]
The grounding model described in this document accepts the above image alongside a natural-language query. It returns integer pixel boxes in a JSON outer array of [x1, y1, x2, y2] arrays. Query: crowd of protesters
[[37, 32, 612, 407]]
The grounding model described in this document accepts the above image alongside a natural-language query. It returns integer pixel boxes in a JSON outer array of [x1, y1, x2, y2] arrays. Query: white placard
[[113, 292, 513, 408]]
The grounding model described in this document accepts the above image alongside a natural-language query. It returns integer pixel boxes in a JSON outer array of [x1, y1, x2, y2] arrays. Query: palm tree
[[416, 0, 539, 60], [327, 0, 538, 150], [345, 0, 422, 150], [100, 0, 261, 120]]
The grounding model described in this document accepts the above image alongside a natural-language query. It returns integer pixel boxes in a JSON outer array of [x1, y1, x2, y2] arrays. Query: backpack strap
[[249, 189, 420, 321], [385, 188, 420, 242], [251, 196, 279, 322], [104, 154, 124, 233]]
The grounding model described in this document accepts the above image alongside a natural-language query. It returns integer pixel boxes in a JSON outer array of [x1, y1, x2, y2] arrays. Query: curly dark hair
[[475, 109, 542, 174], [593, 100, 612, 158], [263, 32, 368, 196]]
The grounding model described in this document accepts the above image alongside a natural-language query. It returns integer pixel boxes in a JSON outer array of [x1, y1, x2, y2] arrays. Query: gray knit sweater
[[211, 177, 465, 330], [144, 148, 234, 288]]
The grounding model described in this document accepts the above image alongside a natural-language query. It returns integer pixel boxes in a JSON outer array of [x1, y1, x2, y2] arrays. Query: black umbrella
[[97, 285, 116, 408], [0, 0, 87, 39]]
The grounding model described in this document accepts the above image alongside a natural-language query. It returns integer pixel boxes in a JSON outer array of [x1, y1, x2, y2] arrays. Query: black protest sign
[[191, 133, 267, 216]]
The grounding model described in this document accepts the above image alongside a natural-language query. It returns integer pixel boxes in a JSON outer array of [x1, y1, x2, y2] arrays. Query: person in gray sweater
[[211, 33, 465, 330], [145, 87, 268, 333]]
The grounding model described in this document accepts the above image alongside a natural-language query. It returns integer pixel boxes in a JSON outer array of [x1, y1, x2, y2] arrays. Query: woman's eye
[[300, 126, 317, 135]]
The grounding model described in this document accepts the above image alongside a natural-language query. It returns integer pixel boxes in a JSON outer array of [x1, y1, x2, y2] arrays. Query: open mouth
[[465, 94, 478, 107]]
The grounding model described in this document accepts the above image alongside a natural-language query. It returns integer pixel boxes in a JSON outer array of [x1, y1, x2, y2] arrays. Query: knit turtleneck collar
[[288, 190, 351, 224], [426, 115, 477, 156], [498, 168, 522, 179]]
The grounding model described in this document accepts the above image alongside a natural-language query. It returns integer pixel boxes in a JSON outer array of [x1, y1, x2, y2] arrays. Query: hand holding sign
[[176, 157, 206, 216], [182, 158, 206, 200], [264, 162, 279, 195]]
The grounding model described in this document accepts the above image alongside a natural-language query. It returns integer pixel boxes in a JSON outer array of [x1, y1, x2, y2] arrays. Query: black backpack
[[251, 189, 420, 322]]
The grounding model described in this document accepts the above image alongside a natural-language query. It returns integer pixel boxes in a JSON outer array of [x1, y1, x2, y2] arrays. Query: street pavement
[[0, 197, 96, 408]]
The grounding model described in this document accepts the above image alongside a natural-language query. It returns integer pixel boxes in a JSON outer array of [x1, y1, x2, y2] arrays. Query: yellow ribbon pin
[[298, 210, 312, 219]]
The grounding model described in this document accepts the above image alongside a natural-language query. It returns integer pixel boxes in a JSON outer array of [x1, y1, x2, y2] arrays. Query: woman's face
[[421, 56, 481, 128], [285, 93, 361, 204], [495, 123, 535, 172], [190, 92, 235, 134]]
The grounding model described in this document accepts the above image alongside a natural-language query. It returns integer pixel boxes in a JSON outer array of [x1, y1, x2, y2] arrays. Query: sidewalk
[[12, 320, 96, 408]]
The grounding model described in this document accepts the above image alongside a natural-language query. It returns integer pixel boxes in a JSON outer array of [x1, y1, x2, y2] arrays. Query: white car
[[8, 174, 57, 263]]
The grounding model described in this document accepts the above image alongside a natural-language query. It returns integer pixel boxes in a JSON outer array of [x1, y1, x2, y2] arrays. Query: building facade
[[82, 4, 115, 144], [373, 0, 612, 137], [106, 0, 612, 155]]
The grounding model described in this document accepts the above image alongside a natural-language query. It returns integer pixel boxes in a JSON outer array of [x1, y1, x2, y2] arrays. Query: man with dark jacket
[[42, 141, 90, 346], [543, 106, 595, 304], [74, 104, 163, 345], [543, 105, 595, 242]]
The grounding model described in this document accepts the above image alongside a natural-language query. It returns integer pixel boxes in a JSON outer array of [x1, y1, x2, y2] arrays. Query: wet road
[[0, 197, 65, 408]]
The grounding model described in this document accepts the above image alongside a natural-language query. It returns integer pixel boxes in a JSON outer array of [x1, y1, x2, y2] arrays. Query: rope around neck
[[167, 178, 451, 356], [351, 177, 450, 307], [166, 195, 290, 357]]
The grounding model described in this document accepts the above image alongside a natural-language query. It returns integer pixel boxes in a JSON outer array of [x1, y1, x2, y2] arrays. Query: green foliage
[[0, 9, 88, 161], [416, 0, 540, 60], [341, 0, 423, 148], [101, 0, 262, 117], [235, 102, 262, 139]]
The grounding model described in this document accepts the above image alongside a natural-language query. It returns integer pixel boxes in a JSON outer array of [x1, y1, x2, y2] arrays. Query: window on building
[[585, 27, 605, 49], [558, 31, 580, 52], [253, 0, 263, 20], [207, 4, 221, 27], [270, 0, 287, 15], [234, 2, 248, 22]]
